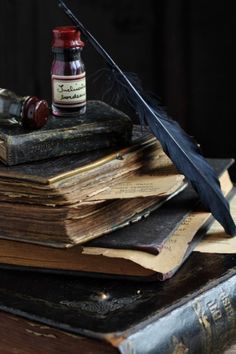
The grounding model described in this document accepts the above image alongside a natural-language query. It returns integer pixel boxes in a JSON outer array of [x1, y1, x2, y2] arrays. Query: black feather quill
[[58, 0, 236, 235]]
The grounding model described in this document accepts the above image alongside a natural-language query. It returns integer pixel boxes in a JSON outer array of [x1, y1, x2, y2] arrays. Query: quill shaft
[[58, 0, 236, 235], [58, 1, 193, 153]]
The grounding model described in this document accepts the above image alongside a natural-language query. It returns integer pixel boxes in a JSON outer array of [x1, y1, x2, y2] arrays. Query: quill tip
[[57, 0, 64, 8]]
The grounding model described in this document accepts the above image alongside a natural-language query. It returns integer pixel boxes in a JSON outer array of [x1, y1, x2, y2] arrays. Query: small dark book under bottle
[[0, 100, 132, 165]]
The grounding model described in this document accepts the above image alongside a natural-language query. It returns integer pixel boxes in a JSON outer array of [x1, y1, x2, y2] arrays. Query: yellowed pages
[[194, 192, 236, 254], [83, 171, 233, 274], [88, 154, 185, 200]]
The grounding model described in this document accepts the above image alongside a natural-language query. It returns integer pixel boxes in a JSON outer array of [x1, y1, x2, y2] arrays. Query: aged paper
[[88, 155, 185, 200], [83, 171, 234, 274], [194, 193, 236, 254]]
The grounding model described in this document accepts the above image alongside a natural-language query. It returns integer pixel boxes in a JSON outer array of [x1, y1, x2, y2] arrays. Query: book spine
[[5, 130, 131, 166], [119, 272, 236, 354]]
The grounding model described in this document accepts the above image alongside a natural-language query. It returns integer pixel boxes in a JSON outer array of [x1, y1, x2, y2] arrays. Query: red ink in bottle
[[51, 26, 86, 117]]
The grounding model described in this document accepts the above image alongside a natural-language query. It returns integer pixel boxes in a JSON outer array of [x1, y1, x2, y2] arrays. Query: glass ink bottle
[[51, 26, 86, 117], [0, 88, 49, 129]]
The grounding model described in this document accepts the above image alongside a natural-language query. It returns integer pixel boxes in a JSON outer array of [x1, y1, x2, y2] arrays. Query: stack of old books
[[0, 100, 234, 280]]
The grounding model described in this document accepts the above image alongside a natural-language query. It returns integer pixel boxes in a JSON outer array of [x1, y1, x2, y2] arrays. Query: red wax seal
[[22, 97, 49, 130], [52, 26, 84, 49]]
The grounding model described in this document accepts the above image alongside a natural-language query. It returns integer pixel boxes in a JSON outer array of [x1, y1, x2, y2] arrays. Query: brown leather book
[[0, 311, 117, 354]]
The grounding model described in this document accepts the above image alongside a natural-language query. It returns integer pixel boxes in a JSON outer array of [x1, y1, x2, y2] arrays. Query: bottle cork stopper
[[22, 97, 49, 129]]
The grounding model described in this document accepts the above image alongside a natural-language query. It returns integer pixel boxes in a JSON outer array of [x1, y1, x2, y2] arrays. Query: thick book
[[0, 126, 177, 206], [0, 126, 186, 247], [0, 159, 233, 275], [0, 192, 184, 247], [0, 250, 235, 353], [0, 100, 132, 165], [0, 138, 187, 247]]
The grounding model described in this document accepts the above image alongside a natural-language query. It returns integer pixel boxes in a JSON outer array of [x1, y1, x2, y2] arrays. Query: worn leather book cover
[[0, 252, 235, 353], [0, 100, 132, 165], [0, 159, 233, 277], [0, 311, 117, 354]]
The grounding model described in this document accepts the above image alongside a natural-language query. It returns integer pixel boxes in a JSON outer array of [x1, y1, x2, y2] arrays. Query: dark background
[[0, 0, 236, 179]]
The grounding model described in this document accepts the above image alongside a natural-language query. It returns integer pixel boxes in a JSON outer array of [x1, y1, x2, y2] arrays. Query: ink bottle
[[51, 26, 86, 117], [0, 88, 49, 129]]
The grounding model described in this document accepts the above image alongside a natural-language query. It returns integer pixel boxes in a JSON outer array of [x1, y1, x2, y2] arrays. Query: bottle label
[[52, 73, 86, 107]]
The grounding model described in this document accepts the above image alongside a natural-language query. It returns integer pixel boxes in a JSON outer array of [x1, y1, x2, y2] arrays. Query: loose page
[[83, 171, 234, 274], [194, 193, 236, 254], [88, 154, 185, 200]]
